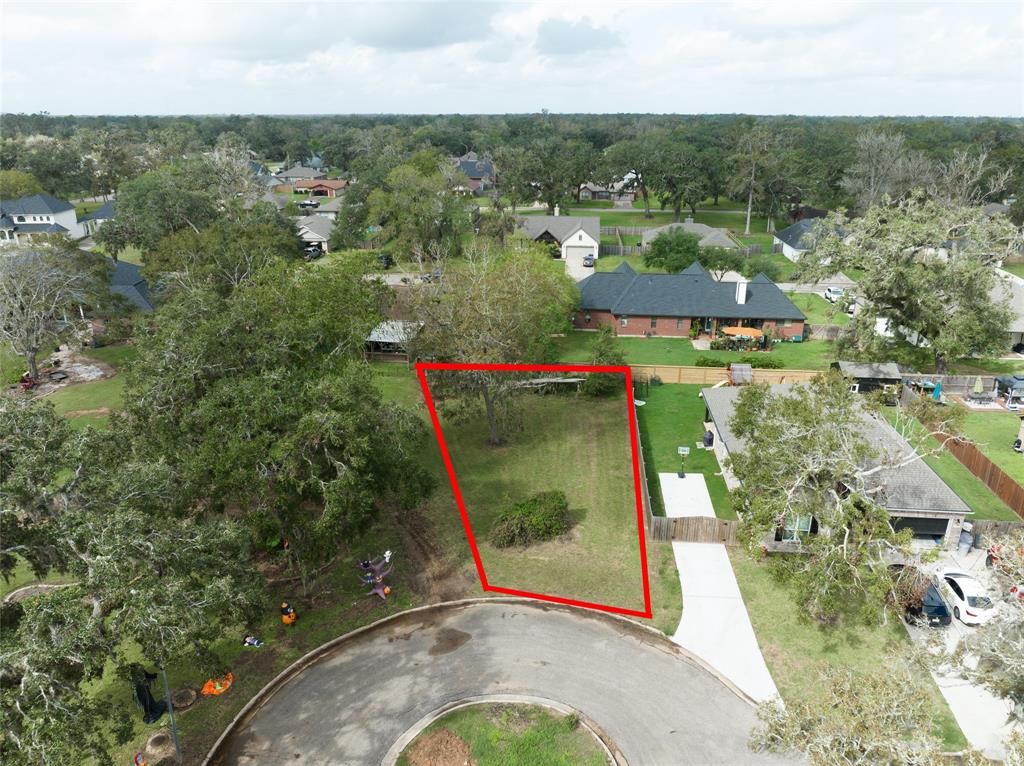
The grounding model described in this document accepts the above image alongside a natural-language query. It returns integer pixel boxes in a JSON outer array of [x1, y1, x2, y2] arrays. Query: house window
[[783, 319, 793, 327], [650, 318, 657, 329], [676, 319, 685, 330], [619, 316, 628, 327], [781, 514, 814, 542]]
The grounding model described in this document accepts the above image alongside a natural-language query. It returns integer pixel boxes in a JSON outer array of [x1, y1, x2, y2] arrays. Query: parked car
[[297, 199, 320, 209], [941, 571, 997, 625], [582, 255, 595, 267], [303, 246, 323, 261], [906, 583, 952, 627], [823, 286, 845, 303], [420, 271, 442, 283]]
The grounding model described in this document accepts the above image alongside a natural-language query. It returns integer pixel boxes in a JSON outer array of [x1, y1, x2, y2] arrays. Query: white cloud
[[0, 0, 1020, 116]]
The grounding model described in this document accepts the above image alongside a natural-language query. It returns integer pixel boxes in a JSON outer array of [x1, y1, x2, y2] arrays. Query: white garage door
[[564, 245, 595, 261]]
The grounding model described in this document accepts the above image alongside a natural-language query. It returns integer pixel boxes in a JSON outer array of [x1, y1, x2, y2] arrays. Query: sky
[[1, 0, 1022, 117]]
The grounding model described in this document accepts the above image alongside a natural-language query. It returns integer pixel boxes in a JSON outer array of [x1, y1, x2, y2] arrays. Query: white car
[[823, 286, 845, 303], [941, 571, 997, 625]]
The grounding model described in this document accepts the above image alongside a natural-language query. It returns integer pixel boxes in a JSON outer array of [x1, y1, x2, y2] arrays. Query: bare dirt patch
[[404, 728, 475, 766]]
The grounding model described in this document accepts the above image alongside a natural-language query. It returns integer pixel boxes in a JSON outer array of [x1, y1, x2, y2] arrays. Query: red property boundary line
[[414, 361, 652, 619]]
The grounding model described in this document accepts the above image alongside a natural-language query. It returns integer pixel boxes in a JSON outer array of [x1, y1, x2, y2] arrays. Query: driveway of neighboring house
[[659, 472, 781, 703], [212, 600, 795, 765], [907, 546, 1019, 760], [564, 249, 592, 282]]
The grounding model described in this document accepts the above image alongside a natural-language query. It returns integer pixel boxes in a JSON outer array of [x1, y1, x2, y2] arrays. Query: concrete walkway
[[660, 472, 780, 703], [213, 600, 794, 765]]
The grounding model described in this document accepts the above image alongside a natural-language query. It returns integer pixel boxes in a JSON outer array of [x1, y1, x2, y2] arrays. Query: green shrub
[[489, 491, 572, 548], [740, 354, 784, 369], [695, 356, 728, 368], [650, 375, 662, 386]]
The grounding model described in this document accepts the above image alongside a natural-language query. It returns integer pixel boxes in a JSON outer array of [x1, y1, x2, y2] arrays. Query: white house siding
[[561, 230, 598, 261], [773, 236, 804, 263]]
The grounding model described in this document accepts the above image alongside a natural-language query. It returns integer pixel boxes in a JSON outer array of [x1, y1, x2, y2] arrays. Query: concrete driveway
[[212, 600, 795, 765], [565, 250, 593, 282], [660, 472, 781, 703]]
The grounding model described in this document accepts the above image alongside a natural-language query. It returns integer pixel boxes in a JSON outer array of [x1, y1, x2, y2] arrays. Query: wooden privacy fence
[[600, 225, 649, 236], [599, 244, 644, 257], [647, 515, 740, 544], [972, 519, 1024, 540], [630, 365, 819, 385], [939, 435, 1024, 518]]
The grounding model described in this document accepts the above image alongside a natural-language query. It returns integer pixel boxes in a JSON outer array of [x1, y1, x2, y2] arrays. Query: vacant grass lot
[[436, 392, 646, 613], [42, 344, 137, 430], [635, 384, 734, 519], [731, 551, 967, 750], [554, 331, 834, 370], [397, 703, 606, 766]]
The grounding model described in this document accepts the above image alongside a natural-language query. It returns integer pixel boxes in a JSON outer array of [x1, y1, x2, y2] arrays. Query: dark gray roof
[[833, 361, 902, 380], [773, 219, 818, 250], [454, 157, 495, 180], [641, 220, 738, 249], [7, 222, 69, 234], [107, 257, 153, 312], [578, 260, 804, 320], [79, 200, 116, 222], [0, 193, 74, 216], [983, 202, 1010, 216], [242, 191, 291, 211], [702, 384, 971, 516], [516, 215, 600, 245]]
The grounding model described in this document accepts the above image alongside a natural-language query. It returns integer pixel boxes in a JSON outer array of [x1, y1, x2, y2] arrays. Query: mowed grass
[[42, 344, 137, 430], [786, 292, 850, 325], [881, 408, 1019, 522], [731, 552, 967, 750], [635, 384, 734, 519], [554, 331, 834, 370], [435, 392, 647, 613], [397, 703, 606, 766], [961, 410, 1024, 487]]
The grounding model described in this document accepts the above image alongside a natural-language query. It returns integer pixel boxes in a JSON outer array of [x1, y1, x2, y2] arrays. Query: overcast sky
[[2, 1, 1022, 116]]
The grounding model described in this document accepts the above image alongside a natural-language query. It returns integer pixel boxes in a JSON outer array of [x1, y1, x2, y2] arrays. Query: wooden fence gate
[[647, 515, 739, 545]]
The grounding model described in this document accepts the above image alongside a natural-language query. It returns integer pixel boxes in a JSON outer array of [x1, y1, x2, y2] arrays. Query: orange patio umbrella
[[720, 326, 764, 339]]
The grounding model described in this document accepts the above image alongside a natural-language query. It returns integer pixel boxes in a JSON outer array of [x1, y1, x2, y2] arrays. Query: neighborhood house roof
[[366, 320, 423, 345], [833, 361, 902, 380], [452, 152, 495, 180], [275, 166, 325, 181], [516, 215, 600, 245], [297, 215, 333, 240], [983, 202, 1010, 216], [773, 219, 831, 251], [79, 200, 116, 222], [577, 261, 805, 321], [107, 257, 153, 312], [294, 179, 348, 191], [0, 193, 75, 216], [1, 222, 68, 234], [641, 220, 738, 250], [701, 384, 971, 516]]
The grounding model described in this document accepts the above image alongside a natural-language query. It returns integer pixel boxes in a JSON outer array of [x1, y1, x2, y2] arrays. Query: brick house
[[574, 261, 805, 339], [294, 179, 348, 198]]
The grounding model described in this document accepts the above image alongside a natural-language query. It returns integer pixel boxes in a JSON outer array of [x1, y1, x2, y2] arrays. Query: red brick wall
[[763, 320, 805, 339], [573, 310, 617, 330]]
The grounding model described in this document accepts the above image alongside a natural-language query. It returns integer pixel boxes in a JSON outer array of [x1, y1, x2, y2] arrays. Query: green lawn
[[92, 242, 144, 266], [437, 393, 646, 612], [41, 344, 137, 430], [554, 332, 835, 370], [881, 408, 1020, 522], [594, 255, 663, 273], [786, 292, 850, 326], [731, 552, 967, 750], [74, 201, 104, 217], [634, 197, 748, 211], [397, 703, 606, 766], [0, 342, 24, 385], [636, 384, 735, 519], [961, 410, 1024, 487], [1001, 263, 1024, 279]]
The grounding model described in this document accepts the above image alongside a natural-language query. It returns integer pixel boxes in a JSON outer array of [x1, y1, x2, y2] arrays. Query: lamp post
[[677, 446, 690, 478]]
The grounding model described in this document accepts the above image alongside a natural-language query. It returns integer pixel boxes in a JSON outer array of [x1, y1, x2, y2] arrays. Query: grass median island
[[435, 392, 647, 612], [397, 703, 607, 766]]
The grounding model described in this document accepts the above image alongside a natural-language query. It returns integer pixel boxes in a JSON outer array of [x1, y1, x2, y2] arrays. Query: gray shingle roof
[[275, 166, 325, 181], [0, 193, 74, 216], [297, 215, 333, 240], [641, 220, 738, 250], [833, 361, 902, 380], [578, 261, 804, 320], [7, 222, 69, 234], [454, 157, 495, 180], [773, 219, 817, 250], [516, 215, 600, 245], [702, 384, 971, 516], [107, 257, 153, 312]]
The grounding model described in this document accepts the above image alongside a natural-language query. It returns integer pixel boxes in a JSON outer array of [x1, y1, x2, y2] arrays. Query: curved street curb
[[379, 694, 625, 766], [202, 596, 758, 765]]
